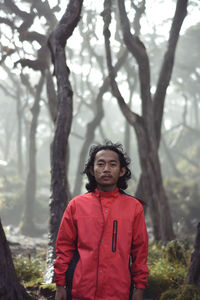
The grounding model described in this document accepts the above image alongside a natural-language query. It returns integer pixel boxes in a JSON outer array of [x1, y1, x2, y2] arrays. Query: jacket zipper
[[112, 220, 118, 252]]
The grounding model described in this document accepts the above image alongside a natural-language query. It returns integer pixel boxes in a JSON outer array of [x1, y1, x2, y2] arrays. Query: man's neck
[[96, 185, 117, 193]]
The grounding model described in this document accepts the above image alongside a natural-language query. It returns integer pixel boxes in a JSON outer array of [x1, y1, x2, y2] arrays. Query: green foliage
[[164, 176, 200, 236], [165, 240, 187, 265], [176, 284, 200, 300], [14, 254, 45, 284], [160, 285, 200, 300], [160, 288, 179, 300], [40, 283, 56, 291], [145, 240, 192, 300]]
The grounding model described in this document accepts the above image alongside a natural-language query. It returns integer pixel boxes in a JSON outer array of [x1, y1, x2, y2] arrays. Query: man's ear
[[120, 167, 126, 177], [89, 166, 94, 176]]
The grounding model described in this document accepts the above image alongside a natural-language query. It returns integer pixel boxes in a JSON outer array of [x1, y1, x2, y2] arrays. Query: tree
[[21, 75, 45, 236], [102, 0, 188, 241], [0, 218, 31, 299], [45, 0, 84, 282], [0, 0, 59, 234]]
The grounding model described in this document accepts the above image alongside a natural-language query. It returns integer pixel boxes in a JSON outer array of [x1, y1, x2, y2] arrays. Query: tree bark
[[46, 69, 58, 123], [186, 223, 200, 286], [21, 75, 44, 236], [0, 218, 31, 300], [45, 0, 83, 283], [153, 0, 188, 145]]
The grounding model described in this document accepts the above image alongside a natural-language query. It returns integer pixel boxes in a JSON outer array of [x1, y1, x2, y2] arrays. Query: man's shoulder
[[70, 192, 94, 203], [119, 190, 146, 206]]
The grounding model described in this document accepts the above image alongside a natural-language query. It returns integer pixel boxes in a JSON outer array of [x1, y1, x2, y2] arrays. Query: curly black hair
[[83, 141, 131, 192]]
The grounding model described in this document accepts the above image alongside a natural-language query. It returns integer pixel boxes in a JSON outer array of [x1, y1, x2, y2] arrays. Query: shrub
[[160, 288, 179, 300], [145, 241, 191, 299], [14, 254, 45, 284], [176, 284, 200, 300]]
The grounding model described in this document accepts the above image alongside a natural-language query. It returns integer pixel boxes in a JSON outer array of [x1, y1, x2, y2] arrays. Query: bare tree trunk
[[45, 0, 83, 283], [21, 75, 44, 236], [16, 93, 24, 177], [186, 223, 200, 286], [0, 218, 31, 300]]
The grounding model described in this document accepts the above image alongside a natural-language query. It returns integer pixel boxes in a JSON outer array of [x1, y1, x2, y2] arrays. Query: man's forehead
[[95, 150, 120, 161]]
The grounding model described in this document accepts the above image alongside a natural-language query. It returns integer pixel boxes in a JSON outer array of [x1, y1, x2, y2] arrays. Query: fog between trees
[[0, 0, 200, 276]]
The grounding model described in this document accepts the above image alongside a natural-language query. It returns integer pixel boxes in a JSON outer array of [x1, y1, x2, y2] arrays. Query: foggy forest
[[0, 0, 200, 299]]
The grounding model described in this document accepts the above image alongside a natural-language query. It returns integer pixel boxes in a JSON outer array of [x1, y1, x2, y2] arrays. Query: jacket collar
[[94, 187, 119, 198]]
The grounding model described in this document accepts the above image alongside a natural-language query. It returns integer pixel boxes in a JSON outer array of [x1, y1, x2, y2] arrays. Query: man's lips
[[101, 175, 112, 180]]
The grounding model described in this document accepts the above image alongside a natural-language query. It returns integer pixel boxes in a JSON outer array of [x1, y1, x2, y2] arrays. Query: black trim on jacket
[[65, 250, 80, 300], [119, 189, 146, 206]]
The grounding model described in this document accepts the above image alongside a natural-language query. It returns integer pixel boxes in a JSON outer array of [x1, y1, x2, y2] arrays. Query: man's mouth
[[102, 175, 112, 180]]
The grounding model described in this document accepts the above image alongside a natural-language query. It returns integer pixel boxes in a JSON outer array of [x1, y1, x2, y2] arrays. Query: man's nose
[[104, 164, 110, 171]]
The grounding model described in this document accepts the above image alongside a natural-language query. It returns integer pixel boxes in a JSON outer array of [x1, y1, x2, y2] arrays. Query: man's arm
[[55, 285, 66, 300], [54, 201, 77, 286], [131, 202, 149, 291], [132, 288, 143, 300]]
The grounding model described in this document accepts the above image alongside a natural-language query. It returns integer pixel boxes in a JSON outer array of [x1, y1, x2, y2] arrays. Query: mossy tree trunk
[[0, 218, 30, 300]]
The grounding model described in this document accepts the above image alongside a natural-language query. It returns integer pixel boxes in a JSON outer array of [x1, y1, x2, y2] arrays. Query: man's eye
[[110, 164, 117, 167], [97, 163, 104, 166]]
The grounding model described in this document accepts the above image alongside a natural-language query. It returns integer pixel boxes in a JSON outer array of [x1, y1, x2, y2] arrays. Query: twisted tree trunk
[[45, 0, 83, 283]]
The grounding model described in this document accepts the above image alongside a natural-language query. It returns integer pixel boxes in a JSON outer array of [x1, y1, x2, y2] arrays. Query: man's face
[[91, 149, 125, 192]]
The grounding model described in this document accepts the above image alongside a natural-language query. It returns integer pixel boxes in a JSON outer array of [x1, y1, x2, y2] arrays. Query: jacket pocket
[[112, 220, 118, 252]]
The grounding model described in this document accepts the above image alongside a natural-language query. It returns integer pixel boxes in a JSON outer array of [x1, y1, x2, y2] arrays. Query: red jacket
[[54, 188, 149, 300]]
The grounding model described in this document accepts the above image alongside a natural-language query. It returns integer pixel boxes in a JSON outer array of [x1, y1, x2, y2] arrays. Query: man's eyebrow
[[96, 159, 118, 162]]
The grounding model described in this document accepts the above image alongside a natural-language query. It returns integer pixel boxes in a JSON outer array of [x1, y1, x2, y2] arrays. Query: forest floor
[[7, 227, 55, 299]]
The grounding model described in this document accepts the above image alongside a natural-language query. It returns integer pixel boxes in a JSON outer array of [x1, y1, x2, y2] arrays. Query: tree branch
[[117, 0, 151, 118], [153, 0, 188, 145], [102, 0, 140, 126]]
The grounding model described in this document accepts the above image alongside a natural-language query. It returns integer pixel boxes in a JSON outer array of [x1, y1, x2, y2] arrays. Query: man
[[54, 141, 149, 300]]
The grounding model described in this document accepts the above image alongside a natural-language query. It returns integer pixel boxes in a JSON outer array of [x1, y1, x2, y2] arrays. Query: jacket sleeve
[[54, 200, 77, 286], [131, 202, 149, 289]]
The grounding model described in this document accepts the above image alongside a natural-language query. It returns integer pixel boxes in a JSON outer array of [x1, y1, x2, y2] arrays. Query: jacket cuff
[[135, 283, 147, 289], [54, 276, 66, 286]]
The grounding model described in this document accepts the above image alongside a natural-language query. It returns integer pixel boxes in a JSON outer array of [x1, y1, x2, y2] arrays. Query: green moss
[[40, 283, 56, 291], [39, 283, 56, 299], [160, 288, 179, 300], [176, 284, 200, 300], [145, 241, 191, 299], [14, 255, 45, 284], [165, 240, 187, 265]]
